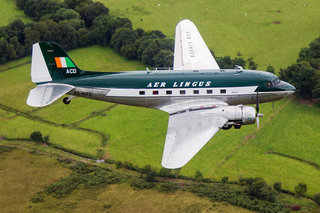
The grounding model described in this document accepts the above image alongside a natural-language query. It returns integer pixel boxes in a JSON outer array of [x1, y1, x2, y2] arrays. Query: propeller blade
[[256, 92, 259, 114], [256, 115, 259, 129]]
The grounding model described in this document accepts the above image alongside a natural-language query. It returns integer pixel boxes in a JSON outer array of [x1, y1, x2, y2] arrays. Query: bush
[[273, 182, 282, 192], [85, 170, 119, 188], [221, 176, 229, 183], [314, 193, 320, 205], [194, 170, 203, 181], [30, 131, 43, 142], [157, 182, 179, 193], [104, 159, 115, 164], [115, 161, 123, 169], [145, 170, 157, 182], [294, 183, 307, 197], [103, 203, 112, 209], [158, 168, 173, 177], [31, 195, 44, 203], [130, 179, 155, 190]]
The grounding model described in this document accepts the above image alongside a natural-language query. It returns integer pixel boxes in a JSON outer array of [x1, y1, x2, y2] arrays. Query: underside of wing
[[27, 83, 74, 107], [161, 110, 228, 169], [174, 19, 220, 70]]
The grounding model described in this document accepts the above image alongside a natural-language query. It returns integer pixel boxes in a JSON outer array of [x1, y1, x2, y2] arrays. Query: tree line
[[0, 0, 259, 70], [0, 0, 174, 67], [280, 37, 320, 105]]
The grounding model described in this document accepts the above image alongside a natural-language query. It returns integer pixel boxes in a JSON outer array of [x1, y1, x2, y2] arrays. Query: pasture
[[1, 44, 320, 195], [0, 147, 256, 212], [0, 0, 319, 197], [0, 0, 31, 26], [102, 0, 320, 70]]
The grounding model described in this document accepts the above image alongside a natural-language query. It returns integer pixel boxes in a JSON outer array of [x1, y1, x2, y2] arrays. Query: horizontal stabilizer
[[27, 84, 74, 107]]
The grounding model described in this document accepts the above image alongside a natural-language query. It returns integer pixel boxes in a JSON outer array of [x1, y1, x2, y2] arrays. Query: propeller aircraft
[[27, 19, 295, 169]]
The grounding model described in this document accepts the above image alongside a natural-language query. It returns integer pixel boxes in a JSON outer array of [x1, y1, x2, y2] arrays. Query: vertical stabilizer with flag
[[27, 42, 98, 107]]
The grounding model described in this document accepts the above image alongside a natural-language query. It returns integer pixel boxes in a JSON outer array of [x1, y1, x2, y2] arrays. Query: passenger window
[[193, 90, 199, 94], [139, 91, 145, 95], [180, 90, 186, 95], [166, 90, 172, 95], [220, 89, 226, 94], [153, 91, 159, 95], [207, 90, 213, 94]]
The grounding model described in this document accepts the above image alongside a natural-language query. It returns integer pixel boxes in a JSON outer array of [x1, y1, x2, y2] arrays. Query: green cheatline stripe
[[65, 57, 75, 68]]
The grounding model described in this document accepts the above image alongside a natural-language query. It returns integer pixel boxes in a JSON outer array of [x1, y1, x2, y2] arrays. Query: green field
[[102, 0, 320, 70], [1, 44, 320, 196], [0, 0, 31, 26], [1, 147, 257, 212], [0, 0, 320, 200]]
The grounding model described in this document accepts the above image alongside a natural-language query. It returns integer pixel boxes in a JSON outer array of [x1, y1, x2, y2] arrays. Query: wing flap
[[174, 19, 220, 70], [161, 110, 228, 169], [26, 84, 74, 107]]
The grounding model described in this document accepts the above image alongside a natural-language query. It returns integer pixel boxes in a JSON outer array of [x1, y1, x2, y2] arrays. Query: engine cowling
[[215, 105, 256, 127]]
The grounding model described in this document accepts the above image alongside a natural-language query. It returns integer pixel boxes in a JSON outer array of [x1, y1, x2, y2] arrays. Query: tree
[[294, 183, 307, 197], [92, 16, 132, 45], [194, 170, 203, 181], [245, 177, 276, 202], [153, 49, 173, 68], [83, 2, 109, 27], [248, 58, 258, 70], [273, 182, 282, 192], [221, 176, 229, 183], [314, 193, 320, 205], [158, 168, 172, 177], [30, 131, 43, 142], [110, 27, 137, 52], [76, 27, 92, 46], [145, 170, 157, 182], [266, 65, 275, 74], [279, 62, 316, 99]]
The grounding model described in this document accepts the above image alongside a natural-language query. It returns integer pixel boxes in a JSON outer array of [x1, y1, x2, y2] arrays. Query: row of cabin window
[[139, 89, 226, 95]]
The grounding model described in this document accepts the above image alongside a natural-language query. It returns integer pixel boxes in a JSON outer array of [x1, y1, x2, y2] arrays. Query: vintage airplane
[[27, 19, 295, 169]]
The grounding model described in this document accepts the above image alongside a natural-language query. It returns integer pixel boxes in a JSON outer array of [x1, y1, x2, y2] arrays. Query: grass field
[[0, 147, 70, 212], [0, 147, 254, 212], [0, 0, 319, 200], [102, 0, 320, 71], [1, 44, 319, 196], [0, 0, 31, 26]]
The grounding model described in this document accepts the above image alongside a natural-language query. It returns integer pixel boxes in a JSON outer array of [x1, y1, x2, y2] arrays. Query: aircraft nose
[[280, 81, 295, 96]]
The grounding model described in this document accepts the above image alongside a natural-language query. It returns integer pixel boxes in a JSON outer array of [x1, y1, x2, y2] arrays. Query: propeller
[[256, 92, 264, 129]]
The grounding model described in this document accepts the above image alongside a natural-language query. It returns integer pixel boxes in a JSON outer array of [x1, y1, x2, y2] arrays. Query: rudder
[[31, 42, 93, 84]]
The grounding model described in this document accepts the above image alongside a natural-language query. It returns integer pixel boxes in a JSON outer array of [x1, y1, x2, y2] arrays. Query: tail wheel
[[63, 97, 71, 104]]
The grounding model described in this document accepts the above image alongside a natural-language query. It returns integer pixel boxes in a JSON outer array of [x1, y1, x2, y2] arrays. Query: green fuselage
[[52, 69, 295, 109]]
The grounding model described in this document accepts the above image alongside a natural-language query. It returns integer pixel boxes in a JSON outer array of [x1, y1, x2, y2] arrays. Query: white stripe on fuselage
[[106, 86, 258, 97]]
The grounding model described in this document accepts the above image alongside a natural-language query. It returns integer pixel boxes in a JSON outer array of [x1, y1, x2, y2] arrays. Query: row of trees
[[0, 0, 174, 67], [280, 37, 320, 105], [0, 0, 259, 69]]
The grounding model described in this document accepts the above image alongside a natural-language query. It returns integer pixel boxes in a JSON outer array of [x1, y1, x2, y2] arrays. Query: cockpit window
[[273, 78, 280, 85]]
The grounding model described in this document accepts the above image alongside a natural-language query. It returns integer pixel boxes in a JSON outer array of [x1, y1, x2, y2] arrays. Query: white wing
[[174, 19, 220, 70], [161, 109, 228, 169]]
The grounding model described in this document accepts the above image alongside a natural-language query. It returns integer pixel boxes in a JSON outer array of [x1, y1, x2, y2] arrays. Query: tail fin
[[31, 42, 94, 83], [28, 42, 91, 107]]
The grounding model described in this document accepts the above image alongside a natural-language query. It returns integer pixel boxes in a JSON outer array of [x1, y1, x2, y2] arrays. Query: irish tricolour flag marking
[[55, 57, 75, 68]]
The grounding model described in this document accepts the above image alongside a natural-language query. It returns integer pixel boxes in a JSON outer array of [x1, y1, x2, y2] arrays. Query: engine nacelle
[[212, 105, 256, 127]]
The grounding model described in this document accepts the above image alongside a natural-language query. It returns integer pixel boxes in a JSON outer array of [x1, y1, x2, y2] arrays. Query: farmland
[[0, 0, 320, 210], [0, 0, 31, 26], [102, 0, 320, 70]]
